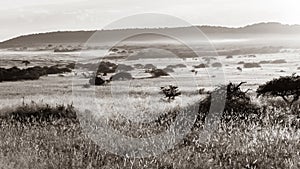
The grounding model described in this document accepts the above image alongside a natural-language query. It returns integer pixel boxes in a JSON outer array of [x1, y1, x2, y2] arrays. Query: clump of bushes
[[243, 62, 261, 68], [226, 55, 233, 59], [0, 66, 71, 82], [237, 61, 245, 64], [0, 103, 77, 124]]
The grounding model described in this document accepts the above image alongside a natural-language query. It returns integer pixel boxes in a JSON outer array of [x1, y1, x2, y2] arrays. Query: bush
[[211, 62, 222, 67], [133, 64, 144, 69], [160, 85, 181, 101], [116, 64, 134, 72], [45, 66, 72, 75], [0, 65, 71, 82], [196, 82, 260, 126], [167, 64, 187, 69], [89, 76, 106, 86], [243, 63, 261, 68], [272, 59, 287, 64], [110, 72, 133, 81], [226, 55, 233, 59], [247, 54, 256, 57], [259, 59, 287, 64], [163, 67, 174, 73], [193, 63, 208, 68], [0, 104, 77, 124], [66, 63, 75, 69], [147, 69, 169, 78], [237, 61, 245, 64], [259, 60, 271, 64], [144, 64, 156, 69], [97, 61, 118, 74]]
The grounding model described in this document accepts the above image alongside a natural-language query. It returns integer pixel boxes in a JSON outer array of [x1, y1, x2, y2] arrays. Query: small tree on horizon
[[22, 60, 30, 67], [257, 74, 300, 108]]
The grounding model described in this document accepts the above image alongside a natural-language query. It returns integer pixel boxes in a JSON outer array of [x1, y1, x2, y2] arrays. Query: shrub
[[237, 61, 245, 64], [66, 63, 75, 69], [22, 60, 30, 66], [246, 54, 256, 58], [163, 67, 174, 73], [133, 64, 144, 69], [83, 83, 91, 88], [0, 104, 77, 124], [45, 66, 72, 75], [0, 65, 71, 82], [116, 64, 134, 72], [110, 72, 133, 81], [167, 64, 187, 69], [211, 62, 222, 67], [175, 64, 187, 68], [89, 76, 106, 86], [257, 74, 300, 108], [144, 64, 157, 69], [193, 63, 208, 68], [97, 61, 118, 74], [271, 59, 287, 64], [196, 82, 259, 126], [147, 69, 169, 78], [160, 85, 181, 101], [259, 60, 271, 64], [243, 63, 261, 68], [259, 60, 287, 64], [226, 55, 233, 59]]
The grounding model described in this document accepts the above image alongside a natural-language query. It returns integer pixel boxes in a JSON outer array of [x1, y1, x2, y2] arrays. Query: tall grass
[[0, 96, 299, 168]]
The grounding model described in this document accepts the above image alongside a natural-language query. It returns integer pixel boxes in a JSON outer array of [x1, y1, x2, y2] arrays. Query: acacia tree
[[22, 60, 30, 67], [257, 74, 300, 108]]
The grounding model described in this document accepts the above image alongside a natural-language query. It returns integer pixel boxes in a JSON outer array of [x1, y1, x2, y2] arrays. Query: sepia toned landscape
[[1, 1, 300, 168]]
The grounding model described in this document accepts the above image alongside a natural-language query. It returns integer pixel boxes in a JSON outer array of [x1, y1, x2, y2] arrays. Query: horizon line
[[2, 21, 299, 43]]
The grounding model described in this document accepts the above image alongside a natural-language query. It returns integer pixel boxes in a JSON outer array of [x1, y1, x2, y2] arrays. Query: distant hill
[[1, 22, 300, 48]]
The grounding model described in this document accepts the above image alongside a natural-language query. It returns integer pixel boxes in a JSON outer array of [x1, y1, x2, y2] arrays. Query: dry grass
[[0, 95, 299, 168]]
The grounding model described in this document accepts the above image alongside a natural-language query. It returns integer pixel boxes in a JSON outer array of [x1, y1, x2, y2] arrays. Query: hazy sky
[[0, 0, 300, 41]]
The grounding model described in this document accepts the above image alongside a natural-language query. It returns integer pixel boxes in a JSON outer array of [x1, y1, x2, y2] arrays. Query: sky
[[0, 0, 300, 41]]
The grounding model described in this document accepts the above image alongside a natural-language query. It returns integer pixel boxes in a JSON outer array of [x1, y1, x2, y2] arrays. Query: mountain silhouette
[[1, 22, 300, 48]]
